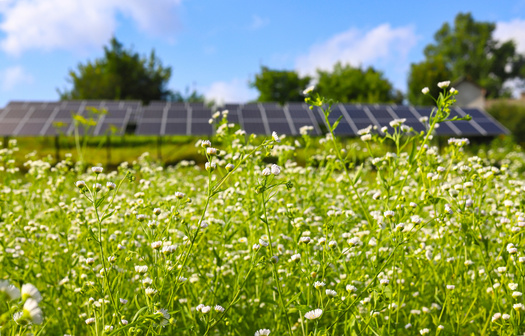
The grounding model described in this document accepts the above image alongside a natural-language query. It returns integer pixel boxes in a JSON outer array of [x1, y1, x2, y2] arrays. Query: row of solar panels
[[0, 100, 509, 137]]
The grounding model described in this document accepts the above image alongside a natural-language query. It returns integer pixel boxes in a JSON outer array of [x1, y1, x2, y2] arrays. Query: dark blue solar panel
[[453, 121, 482, 135], [327, 106, 344, 122], [136, 122, 161, 135], [243, 122, 266, 134], [18, 123, 45, 136], [192, 122, 213, 135], [354, 120, 374, 131], [268, 121, 292, 134], [292, 119, 319, 135], [165, 122, 186, 135], [333, 121, 354, 135], [192, 109, 211, 119], [477, 121, 507, 135], [142, 108, 164, 119], [287, 107, 310, 119], [392, 107, 416, 119], [106, 108, 128, 119], [404, 121, 426, 132], [31, 109, 53, 119], [458, 108, 486, 119], [434, 122, 455, 135], [241, 105, 262, 119], [369, 108, 393, 119], [4, 109, 28, 119], [265, 109, 285, 119], [343, 106, 369, 119], [167, 108, 188, 119]]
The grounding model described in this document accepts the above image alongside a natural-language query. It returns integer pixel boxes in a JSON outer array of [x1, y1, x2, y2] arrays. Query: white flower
[[206, 147, 217, 155], [389, 119, 406, 128], [259, 238, 269, 247], [326, 289, 337, 297], [205, 162, 216, 171], [346, 284, 357, 292], [512, 291, 522, 298], [514, 303, 524, 311], [175, 191, 185, 199], [120, 298, 128, 305], [492, 313, 501, 322], [0, 280, 21, 300], [75, 180, 86, 189], [437, 81, 450, 88], [270, 164, 281, 176], [303, 85, 315, 95], [304, 309, 323, 320], [420, 328, 430, 335], [360, 134, 372, 141], [357, 125, 372, 135], [85, 318, 95, 325], [91, 166, 103, 174], [145, 287, 157, 296], [502, 313, 511, 320], [446, 285, 455, 290], [104, 325, 114, 332], [21, 284, 42, 302], [214, 305, 225, 313], [156, 308, 170, 326], [255, 329, 271, 336], [106, 181, 116, 190], [272, 131, 281, 143], [262, 168, 271, 176], [450, 87, 457, 94], [201, 140, 211, 148], [290, 253, 301, 262], [201, 306, 211, 314], [509, 283, 519, 290], [22, 298, 44, 324], [314, 281, 325, 289], [421, 87, 429, 94], [135, 265, 148, 273]]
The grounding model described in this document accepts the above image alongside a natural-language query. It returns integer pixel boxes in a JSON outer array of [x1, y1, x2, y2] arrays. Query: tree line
[[60, 13, 525, 106]]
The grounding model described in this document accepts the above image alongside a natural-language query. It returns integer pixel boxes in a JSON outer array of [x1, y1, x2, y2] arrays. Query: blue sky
[[0, 0, 524, 107]]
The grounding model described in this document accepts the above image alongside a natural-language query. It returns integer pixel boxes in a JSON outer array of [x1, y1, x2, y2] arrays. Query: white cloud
[[295, 24, 418, 77], [1, 66, 34, 91], [204, 78, 257, 104], [0, 0, 182, 55], [249, 15, 269, 30], [495, 19, 525, 53]]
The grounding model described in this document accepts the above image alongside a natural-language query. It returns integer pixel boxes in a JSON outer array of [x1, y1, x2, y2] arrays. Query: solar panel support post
[[54, 135, 60, 163], [3, 136, 8, 148]]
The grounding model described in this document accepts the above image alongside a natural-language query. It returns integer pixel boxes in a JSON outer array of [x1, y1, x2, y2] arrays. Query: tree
[[408, 12, 525, 104], [316, 62, 403, 104], [250, 66, 311, 105], [407, 56, 452, 106], [59, 38, 180, 104]]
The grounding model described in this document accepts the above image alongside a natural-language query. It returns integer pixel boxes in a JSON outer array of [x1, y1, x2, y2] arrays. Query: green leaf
[[331, 115, 343, 132]]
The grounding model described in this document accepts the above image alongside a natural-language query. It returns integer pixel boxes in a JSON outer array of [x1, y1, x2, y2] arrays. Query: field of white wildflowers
[[2, 84, 525, 335]]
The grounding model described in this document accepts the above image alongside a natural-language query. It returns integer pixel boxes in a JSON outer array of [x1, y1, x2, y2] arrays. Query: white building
[[453, 79, 485, 109]]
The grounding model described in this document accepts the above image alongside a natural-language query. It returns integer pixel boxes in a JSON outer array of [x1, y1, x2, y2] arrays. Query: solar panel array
[[0, 100, 509, 137], [0, 100, 139, 136]]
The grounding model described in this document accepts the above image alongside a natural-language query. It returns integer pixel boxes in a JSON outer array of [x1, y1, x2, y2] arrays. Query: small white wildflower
[[421, 87, 429, 94], [304, 309, 323, 320], [437, 81, 450, 88]]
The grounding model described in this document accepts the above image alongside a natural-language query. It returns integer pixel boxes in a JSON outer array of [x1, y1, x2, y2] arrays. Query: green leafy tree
[[408, 56, 452, 106], [251, 66, 311, 105], [316, 62, 403, 104], [408, 12, 525, 104], [59, 38, 183, 104]]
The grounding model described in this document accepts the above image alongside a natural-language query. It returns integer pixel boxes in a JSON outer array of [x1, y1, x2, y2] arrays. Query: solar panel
[[192, 108, 212, 119], [165, 121, 187, 135], [18, 123, 46, 136], [243, 121, 266, 134], [0, 122, 19, 135], [264, 109, 286, 119], [268, 120, 292, 134], [343, 106, 369, 119], [191, 121, 213, 135], [136, 121, 162, 135], [0, 100, 509, 138]]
